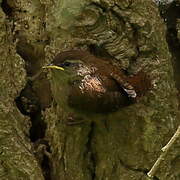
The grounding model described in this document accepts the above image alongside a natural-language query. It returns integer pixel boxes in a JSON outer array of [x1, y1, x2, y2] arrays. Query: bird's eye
[[62, 61, 71, 67]]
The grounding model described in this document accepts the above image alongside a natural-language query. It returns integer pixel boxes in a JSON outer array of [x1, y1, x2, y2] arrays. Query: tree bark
[[0, 0, 179, 180], [0, 1, 44, 179]]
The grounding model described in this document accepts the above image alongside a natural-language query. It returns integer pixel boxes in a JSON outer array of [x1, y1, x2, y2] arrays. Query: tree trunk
[[0, 1, 44, 179], [0, 0, 179, 180]]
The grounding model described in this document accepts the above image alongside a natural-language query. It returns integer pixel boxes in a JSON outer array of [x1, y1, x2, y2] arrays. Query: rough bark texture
[[0, 0, 179, 180], [164, 0, 180, 109], [0, 2, 44, 179]]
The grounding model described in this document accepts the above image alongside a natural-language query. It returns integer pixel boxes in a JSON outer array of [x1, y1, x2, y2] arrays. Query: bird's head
[[43, 59, 85, 73], [42, 59, 87, 81], [42, 59, 87, 106], [42, 50, 96, 82]]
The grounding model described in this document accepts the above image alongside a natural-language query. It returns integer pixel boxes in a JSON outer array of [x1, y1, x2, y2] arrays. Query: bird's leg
[[66, 113, 86, 125]]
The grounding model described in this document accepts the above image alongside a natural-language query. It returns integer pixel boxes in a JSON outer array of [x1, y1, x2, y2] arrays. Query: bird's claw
[[66, 114, 85, 125]]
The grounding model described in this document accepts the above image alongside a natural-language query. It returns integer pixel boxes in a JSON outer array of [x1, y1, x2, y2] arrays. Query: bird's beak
[[42, 64, 64, 71]]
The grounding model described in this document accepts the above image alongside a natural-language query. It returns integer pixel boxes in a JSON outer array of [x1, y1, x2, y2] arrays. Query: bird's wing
[[110, 72, 137, 98]]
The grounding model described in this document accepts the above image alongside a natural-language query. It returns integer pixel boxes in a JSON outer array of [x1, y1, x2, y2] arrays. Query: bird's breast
[[72, 64, 108, 95], [67, 73, 129, 113], [79, 75, 106, 95]]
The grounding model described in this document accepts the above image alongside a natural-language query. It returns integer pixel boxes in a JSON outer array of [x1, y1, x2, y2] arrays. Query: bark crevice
[[86, 122, 96, 180], [15, 81, 52, 180], [15, 41, 52, 179], [1, 0, 12, 17], [164, 1, 180, 92]]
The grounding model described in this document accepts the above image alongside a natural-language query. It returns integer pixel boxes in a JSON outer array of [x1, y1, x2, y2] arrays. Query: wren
[[43, 50, 151, 113]]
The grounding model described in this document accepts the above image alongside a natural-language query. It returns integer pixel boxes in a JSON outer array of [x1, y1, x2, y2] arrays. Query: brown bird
[[43, 50, 151, 113]]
